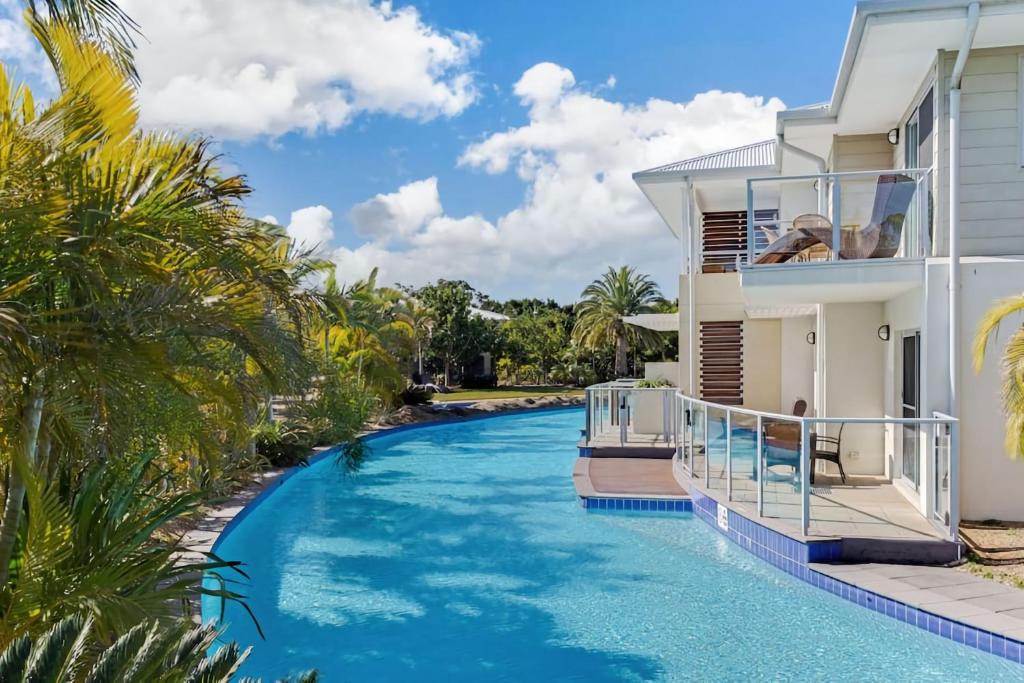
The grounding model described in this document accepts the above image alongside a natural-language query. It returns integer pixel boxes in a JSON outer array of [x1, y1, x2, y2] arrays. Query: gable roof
[[633, 139, 776, 180]]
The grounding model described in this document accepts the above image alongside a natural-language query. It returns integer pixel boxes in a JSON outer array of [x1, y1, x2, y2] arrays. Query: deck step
[[840, 537, 963, 565]]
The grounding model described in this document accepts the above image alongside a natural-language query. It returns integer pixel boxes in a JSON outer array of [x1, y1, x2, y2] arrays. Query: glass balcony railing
[[743, 167, 933, 267], [675, 392, 960, 541]]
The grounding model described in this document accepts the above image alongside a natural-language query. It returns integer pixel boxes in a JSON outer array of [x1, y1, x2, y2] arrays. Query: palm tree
[[572, 266, 665, 377], [0, 21, 322, 586], [27, 0, 140, 81], [315, 269, 414, 405], [974, 295, 1024, 456]]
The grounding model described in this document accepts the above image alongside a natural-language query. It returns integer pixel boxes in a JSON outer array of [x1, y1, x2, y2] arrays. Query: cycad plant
[[974, 294, 1024, 456], [572, 266, 665, 377], [0, 614, 317, 682]]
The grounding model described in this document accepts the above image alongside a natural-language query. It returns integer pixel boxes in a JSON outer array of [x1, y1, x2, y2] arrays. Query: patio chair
[[753, 400, 810, 478], [754, 174, 918, 264], [811, 422, 846, 485]]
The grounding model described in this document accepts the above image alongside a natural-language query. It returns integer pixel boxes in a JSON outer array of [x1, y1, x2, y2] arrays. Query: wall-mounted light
[[877, 324, 891, 342], [887, 128, 900, 145], [806, 331, 816, 345]]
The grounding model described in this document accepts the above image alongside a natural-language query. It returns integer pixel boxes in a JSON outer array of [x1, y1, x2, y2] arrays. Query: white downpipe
[[685, 181, 698, 398], [948, 2, 979, 421], [776, 133, 828, 215]]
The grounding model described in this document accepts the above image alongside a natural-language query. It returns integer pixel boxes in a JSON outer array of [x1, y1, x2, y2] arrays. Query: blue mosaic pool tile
[[1005, 638, 1020, 662], [580, 495, 693, 514]]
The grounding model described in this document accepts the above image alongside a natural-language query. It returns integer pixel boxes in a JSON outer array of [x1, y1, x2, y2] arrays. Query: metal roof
[[633, 139, 776, 179]]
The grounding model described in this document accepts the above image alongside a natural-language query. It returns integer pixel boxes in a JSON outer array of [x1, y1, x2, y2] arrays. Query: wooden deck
[[573, 457, 688, 500], [579, 434, 676, 459]]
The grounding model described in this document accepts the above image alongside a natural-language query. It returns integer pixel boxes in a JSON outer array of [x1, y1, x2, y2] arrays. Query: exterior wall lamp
[[877, 324, 891, 342], [887, 128, 899, 145], [806, 331, 816, 345]]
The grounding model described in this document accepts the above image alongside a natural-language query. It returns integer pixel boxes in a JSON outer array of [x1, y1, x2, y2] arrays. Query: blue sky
[[0, 0, 857, 300]]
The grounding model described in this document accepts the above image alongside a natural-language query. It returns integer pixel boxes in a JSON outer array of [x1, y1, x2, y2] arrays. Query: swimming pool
[[204, 408, 1020, 680]]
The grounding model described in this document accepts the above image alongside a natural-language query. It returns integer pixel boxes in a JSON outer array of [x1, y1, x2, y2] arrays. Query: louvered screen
[[700, 321, 743, 405], [701, 210, 777, 273]]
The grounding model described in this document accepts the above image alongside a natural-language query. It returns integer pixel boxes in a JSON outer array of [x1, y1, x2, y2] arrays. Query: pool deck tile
[[811, 560, 1024, 652]]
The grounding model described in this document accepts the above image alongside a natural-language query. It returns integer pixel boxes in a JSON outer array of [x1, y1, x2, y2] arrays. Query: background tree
[[572, 266, 665, 377], [415, 280, 477, 384]]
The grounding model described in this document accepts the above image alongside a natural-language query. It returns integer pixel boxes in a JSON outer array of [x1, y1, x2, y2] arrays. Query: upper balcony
[[739, 168, 933, 305]]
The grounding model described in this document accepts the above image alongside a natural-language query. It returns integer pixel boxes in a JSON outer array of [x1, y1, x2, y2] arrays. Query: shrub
[[635, 378, 672, 388], [400, 385, 434, 405], [253, 420, 312, 467]]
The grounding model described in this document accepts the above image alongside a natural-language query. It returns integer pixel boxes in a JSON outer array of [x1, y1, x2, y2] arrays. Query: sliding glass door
[[901, 331, 921, 488]]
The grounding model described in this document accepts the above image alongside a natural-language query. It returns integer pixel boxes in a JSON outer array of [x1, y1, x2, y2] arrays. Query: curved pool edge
[[676, 483, 1024, 665], [207, 403, 585, 557]]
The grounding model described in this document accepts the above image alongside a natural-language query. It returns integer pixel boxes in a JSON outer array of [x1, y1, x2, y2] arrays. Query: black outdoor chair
[[811, 422, 846, 484]]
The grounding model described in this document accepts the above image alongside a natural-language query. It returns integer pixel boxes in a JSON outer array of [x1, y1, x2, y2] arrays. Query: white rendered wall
[[644, 362, 679, 384], [959, 256, 1024, 521], [780, 316, 815, 415], [743, 320, 781, 414], [822, 302, 887, 476]]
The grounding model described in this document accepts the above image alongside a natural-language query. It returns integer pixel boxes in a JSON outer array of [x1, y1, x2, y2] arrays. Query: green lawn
[[430, 385, 584, 402]]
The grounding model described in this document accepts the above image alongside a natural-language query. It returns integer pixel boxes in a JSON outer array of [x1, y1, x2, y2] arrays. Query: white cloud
[[333, 178, 502, 288], [286, 205, 334, 253], [349, 177, 443, 243], [117, 0, 480, 140], [329, 64, 783, 299], [0, 1, 55, 88], [513, 62, 575, 110]]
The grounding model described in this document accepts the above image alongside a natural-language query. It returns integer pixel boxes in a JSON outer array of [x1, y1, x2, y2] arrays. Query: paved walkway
[[813, 562, 1024, 641]]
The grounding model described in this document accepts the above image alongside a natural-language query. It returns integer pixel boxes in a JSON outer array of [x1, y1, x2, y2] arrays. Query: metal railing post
[[830, 176, 841, 261], [674, 393, 680, 448], [726, 409, 733, 500], [618, 391, 628, 446], [584, 389, 592, 443], [746, 179, 755, 265], [663, 390, 671, 444], [950, 420, 961, 542], [704, 407, 710, 488], [756, 415, 764, 516], [686, 399, 694, 474], [801, 419, 811, 535]]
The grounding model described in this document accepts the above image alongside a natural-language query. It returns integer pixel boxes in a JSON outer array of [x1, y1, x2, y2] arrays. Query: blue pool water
[[205, 408, 1020, 680]]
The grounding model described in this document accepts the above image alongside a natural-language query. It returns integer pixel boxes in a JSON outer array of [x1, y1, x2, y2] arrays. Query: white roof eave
[[622, 313, 680, 332]]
